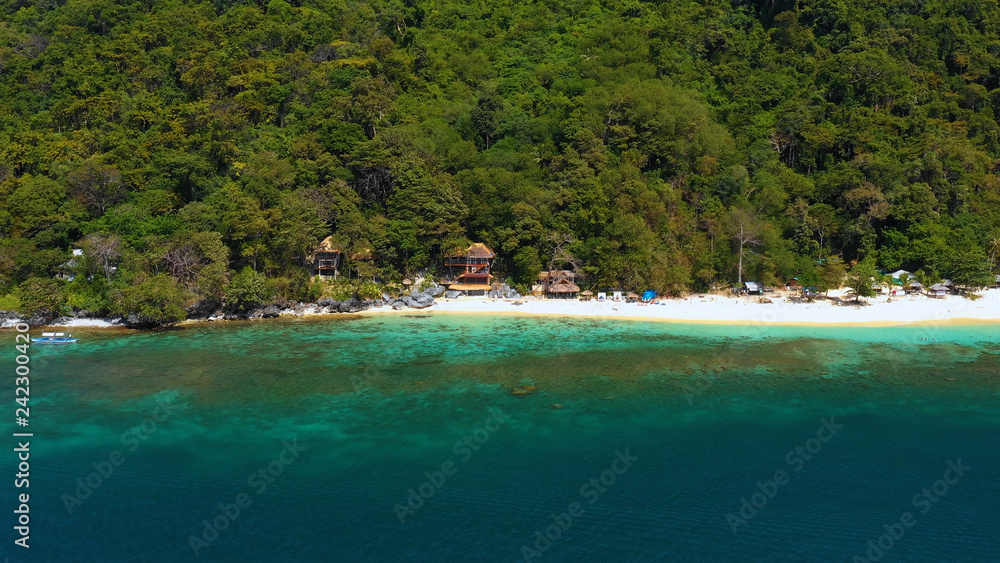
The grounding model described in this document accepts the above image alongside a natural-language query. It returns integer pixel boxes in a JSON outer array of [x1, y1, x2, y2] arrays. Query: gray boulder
[[338, 298, 365, 313], [427, 284, 446, 297], [261, 306, 281, 318], [402, 295, 433, 309], [392, 301, 407, 310], [445, 290, 462, 299], [317, 298, 337, 307]]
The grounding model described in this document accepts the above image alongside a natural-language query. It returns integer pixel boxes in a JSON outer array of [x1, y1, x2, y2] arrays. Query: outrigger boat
[[32, 332, 78, 343]]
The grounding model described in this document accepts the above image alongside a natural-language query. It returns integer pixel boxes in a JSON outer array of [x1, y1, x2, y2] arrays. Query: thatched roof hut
[[547, 278, 580, 299], [549, 282, 581, 293], [312, 236, 343, 278]]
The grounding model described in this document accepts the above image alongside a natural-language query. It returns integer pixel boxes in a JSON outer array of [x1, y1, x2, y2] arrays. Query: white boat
[[32, 332, 78, 343]]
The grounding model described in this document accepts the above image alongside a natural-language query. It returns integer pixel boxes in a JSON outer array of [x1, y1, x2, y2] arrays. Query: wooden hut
[[539, 269, 581, 299], [547, 278, 580, 299], [580, 290, 594, 301], [928, 283, 949, 298], [311, 236, 343, 279], [444, 243, 495, 295]]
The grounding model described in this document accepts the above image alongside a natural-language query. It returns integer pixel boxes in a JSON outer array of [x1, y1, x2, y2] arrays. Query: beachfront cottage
[[928, 283, 949, 298], [744, 281, 763, 295], [311, 237, 343, 279], [444, 243, 495, 296], [539, 269, 581, 299]]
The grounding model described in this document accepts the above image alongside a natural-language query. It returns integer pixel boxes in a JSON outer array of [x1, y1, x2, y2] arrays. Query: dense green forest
[[1, 0, 999, 320]]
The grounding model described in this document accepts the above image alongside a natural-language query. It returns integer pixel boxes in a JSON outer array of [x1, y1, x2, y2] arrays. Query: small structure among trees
[[539, 269, 580, 299], [444, 243, 495, 295], [311, 236, 343, 279]]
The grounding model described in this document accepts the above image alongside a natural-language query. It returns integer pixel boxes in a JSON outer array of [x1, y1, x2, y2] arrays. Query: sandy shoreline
[[362, 289, 1000, 327], [5, 289, 999, 329]]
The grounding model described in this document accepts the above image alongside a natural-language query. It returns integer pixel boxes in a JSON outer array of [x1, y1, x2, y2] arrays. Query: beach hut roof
[[315, 236, 342, 253], [929, 283, 950, 291], [350, 247, 373, 260], [466, 243, 495, 258], [626, 292, 640, 298], [539, 269, 576, 281], [581, 290, 593, 296], [548, 282, 580, 293]]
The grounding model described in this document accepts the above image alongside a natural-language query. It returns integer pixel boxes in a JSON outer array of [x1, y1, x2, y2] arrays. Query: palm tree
[[989, 234, 1000, 272]]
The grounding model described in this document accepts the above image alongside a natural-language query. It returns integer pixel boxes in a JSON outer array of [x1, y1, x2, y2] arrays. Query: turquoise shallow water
[[4, 315, 1000, 561]]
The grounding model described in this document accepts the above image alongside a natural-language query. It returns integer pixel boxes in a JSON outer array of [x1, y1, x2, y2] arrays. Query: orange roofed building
[[444, 243, 495, 295]]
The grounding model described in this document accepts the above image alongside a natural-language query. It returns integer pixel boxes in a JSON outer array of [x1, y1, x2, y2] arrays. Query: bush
[[64, 277, 112, 314], [323, 280, 357, 301], [306, 276, 324, 302], [16, 278, 66, 319], [0, 294, 21, 311], [111, 274, 190, 325], [226, 267, 274, 312], [357, 282, 383, 300]]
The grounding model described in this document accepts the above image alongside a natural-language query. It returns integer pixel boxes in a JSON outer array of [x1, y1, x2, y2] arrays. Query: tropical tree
[[845, 259, 878, 303]]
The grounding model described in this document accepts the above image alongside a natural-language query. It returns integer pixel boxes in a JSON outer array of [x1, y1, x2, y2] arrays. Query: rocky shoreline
[[0, 283, 523, 329]]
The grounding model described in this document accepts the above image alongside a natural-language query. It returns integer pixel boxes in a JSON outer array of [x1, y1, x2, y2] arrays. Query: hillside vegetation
[[1, 0, 999, 318]]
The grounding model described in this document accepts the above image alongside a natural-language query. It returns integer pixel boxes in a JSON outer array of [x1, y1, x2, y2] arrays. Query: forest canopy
[[1, 0, 999, 318]]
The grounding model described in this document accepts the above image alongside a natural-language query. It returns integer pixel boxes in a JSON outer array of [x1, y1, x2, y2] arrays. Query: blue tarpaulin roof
[[642, 290, 657, 300]]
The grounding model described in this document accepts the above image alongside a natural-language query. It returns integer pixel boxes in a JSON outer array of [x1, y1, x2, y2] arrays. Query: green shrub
[[0, 294, 21, 311], [226, 267, 274, 311], [16, 278, 66, 319], [111, 274, 190, 325], [357, 282, 383, 300]]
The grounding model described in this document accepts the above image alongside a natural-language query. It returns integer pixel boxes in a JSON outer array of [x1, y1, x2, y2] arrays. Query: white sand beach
[[7, 289, 998, 329], [365, 288, 1000, 326]]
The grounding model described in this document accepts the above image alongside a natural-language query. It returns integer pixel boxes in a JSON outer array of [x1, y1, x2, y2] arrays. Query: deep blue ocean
[[4, 315, 999, 562]]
